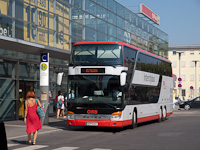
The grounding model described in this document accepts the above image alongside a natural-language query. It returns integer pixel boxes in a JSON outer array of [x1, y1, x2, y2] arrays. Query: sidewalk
[[4, 116, 68, 141]]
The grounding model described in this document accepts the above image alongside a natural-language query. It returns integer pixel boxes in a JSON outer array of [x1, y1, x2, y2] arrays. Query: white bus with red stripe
[[67, 41, 173, 128]]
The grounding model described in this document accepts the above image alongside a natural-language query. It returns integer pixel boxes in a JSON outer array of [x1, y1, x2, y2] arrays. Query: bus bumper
[[67, 119, 132, 127]]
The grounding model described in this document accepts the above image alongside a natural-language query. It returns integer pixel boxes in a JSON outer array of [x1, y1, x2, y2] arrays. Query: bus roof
[[73, 41, 171, 63]]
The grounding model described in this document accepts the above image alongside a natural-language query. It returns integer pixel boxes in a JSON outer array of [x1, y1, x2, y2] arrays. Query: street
[[5, 108, 200, 150]]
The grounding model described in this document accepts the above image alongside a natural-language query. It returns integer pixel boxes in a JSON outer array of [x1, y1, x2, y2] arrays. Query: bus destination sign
[[81, 68, 105, 73]]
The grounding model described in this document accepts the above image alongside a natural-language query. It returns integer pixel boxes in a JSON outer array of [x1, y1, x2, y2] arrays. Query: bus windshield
[[67, 75, 123, 108], [70, 44, 123, 66]]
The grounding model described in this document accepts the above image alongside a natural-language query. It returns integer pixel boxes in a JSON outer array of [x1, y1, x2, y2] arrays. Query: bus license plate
[[86, 122, 98, 126]]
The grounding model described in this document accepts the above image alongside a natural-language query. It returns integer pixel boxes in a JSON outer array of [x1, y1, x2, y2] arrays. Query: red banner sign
[[139, 3, 160, 25]]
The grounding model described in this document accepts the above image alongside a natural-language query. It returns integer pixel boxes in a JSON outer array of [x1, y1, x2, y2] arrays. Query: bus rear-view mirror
[[57, 72, 64, 85], [120, 72, 127, 86]]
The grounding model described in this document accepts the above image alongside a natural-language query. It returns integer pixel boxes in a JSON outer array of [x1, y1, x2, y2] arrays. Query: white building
[[168, 45, 200, 100]]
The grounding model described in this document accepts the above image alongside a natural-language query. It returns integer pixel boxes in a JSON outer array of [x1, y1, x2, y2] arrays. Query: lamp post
[[177, 51, 184, 96], [192, 60, 199, 98]]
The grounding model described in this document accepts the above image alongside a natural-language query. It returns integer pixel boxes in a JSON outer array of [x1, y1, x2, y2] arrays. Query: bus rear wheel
[[158, 108, 163, 122], [162, 108, 167, 121]]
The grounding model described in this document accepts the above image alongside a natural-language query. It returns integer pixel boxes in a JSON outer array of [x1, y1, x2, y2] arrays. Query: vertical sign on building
[[40, 53, 49, 86], [40, 53, 49, 125]]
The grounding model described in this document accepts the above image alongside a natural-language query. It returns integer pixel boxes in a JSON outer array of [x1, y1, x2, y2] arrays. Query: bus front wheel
[[129, 111, 137, 129]]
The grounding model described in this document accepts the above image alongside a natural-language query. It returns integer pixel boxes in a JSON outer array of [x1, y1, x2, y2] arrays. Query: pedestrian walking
[[56, 91, 66, 118], [24, 91, 42, 145]]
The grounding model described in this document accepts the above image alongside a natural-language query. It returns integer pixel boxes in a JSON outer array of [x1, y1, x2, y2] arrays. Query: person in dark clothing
[[0, 121, 8, 150]]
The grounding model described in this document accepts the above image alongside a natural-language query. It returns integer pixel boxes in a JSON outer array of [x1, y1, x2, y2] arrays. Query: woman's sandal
[[26, 141, 32, 145], [33, 141, 36, 145]]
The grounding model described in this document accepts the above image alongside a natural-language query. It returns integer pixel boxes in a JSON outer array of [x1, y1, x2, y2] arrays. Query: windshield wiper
[[97, 102, 117, 109]]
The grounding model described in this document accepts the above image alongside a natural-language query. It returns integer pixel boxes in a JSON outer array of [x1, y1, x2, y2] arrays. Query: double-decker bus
[[67, 41, 173, 128]]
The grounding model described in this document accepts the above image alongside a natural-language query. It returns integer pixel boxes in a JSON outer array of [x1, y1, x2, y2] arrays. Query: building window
[[181, 61, 185, 67], [190, 50, 194, 55], [172, 61, 176, 68], [172, 50, 176, 55], [182, 89, 186, 97], [190, 74, 194, 81], [182, 74, 185, 81], [174, 89, 177, 97], [181, 50, 185, 55], [199, 87, 200, 96], [190, 61, 195, 67]]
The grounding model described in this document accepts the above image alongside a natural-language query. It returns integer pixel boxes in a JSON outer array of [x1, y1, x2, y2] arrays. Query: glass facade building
[[0, 0, 168, 121]]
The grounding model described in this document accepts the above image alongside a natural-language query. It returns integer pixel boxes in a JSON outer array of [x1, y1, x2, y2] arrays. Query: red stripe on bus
[[67, 119, 130, 127], [166, 112, 173, 117], [74, 41, 123, 45], [123, 43, 171, 63], [67, 112, 173, 127], [137, 114, 159, 123]]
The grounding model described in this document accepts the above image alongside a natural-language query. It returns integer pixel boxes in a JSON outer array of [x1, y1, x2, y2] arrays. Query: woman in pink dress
[[24, 91, 42, 145]]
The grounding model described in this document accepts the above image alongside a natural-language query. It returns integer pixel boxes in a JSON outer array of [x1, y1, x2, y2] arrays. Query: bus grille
[[75, 114, 110, 120]]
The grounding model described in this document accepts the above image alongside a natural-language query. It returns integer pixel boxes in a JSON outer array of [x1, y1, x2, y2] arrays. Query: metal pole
[[195, 62, 197, 98], [192, 60, 199, 98], [193, 61, 198, 98], [178, 52, 181, 96]]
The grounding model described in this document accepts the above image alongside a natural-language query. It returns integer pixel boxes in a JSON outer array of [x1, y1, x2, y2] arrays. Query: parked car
[[179, 96, 200, 110]]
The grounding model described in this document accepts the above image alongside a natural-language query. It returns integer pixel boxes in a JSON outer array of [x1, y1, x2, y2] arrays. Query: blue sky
[[116, 0, 200, 46]]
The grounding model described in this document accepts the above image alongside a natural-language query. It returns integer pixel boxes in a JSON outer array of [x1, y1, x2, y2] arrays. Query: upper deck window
[[70, 44, 123, 66]]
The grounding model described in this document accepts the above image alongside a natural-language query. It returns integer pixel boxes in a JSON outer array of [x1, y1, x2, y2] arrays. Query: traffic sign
[[178, 78, 182, 82], [190, 86, 193, 89], [178, 84, 182, 88]]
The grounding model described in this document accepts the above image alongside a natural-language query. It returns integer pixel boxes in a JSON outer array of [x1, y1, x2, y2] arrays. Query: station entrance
[[18, 81, 36, 119]]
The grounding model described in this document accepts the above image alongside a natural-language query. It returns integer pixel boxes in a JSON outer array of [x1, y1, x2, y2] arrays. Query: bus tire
[[158, 108, 163, 122], [162, 108, 167, 121], [129, 111, 137, 129]]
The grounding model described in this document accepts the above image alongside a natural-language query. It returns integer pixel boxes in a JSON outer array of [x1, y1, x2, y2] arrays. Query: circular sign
[[190, 86, 193, 89], [178, 78, 182, 82], [178, 84, 182, 88], [41, 64, 47, 71]]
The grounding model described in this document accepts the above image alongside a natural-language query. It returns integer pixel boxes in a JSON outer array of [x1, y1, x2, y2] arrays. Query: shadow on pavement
[[48, 117, 124, 133], [11, 140, 27, 145]]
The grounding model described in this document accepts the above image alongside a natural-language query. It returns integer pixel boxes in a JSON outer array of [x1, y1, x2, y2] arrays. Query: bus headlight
[[110, 111, 122, 120], [67, 114, 75, 120], [67, 111, 75, 120], [110, 115, 121, 120]]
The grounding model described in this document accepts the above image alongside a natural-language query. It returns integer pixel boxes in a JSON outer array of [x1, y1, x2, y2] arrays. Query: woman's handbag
[[58, 99, 63, 107], [35, 98, 45, 118]]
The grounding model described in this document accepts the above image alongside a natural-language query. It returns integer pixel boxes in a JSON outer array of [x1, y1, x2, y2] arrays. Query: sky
[[116, 0, 200, 46]]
